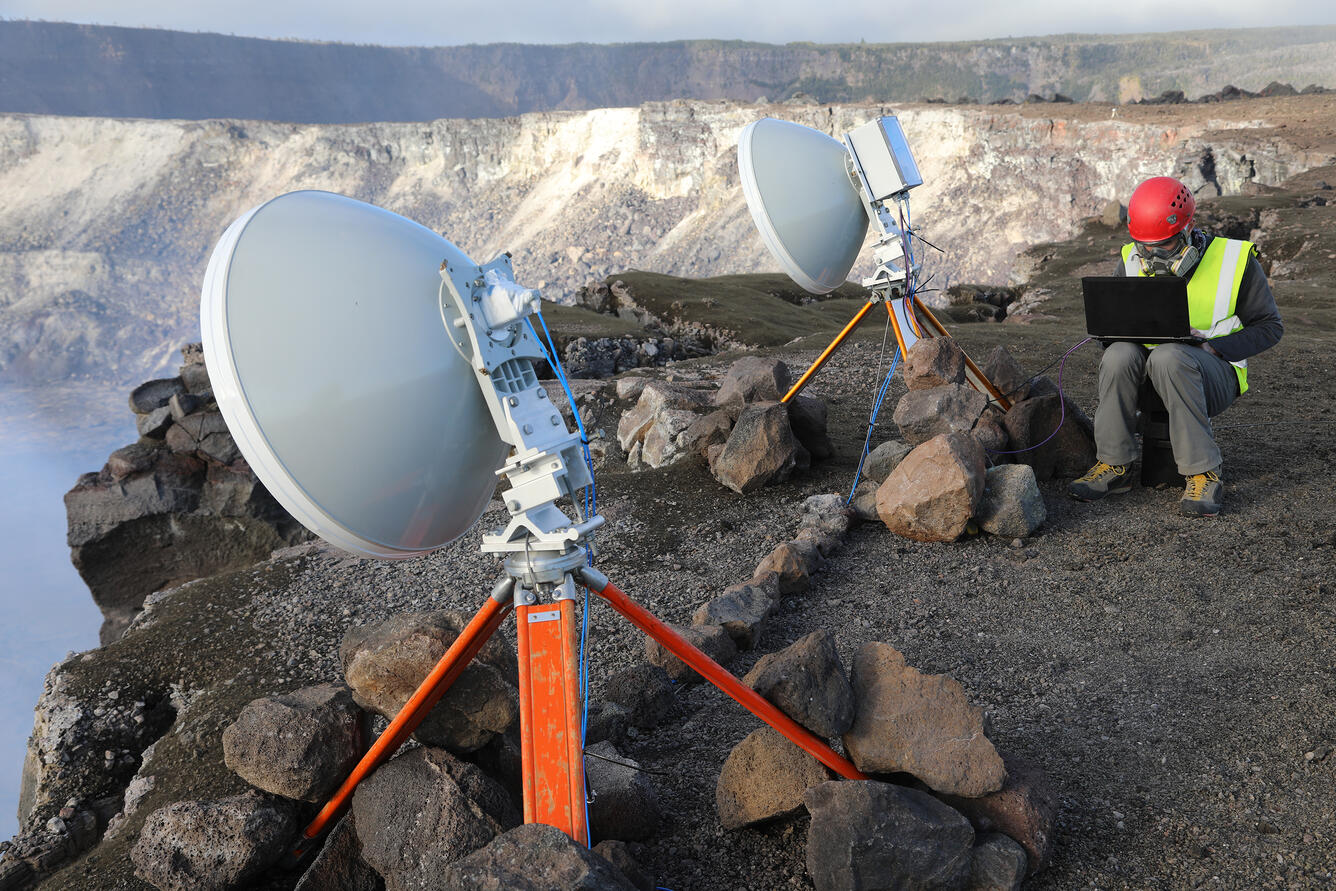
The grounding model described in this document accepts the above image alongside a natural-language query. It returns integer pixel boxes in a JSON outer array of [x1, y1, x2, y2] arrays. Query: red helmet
[[1127, 177, 1195, 242]]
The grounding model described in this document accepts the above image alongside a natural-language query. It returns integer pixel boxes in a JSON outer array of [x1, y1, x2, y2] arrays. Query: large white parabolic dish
[[738, 118, 869, 294], [201, 190, 508, 559]]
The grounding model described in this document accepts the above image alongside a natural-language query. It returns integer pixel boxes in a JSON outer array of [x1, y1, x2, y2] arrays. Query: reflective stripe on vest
[[1120, 238, 1251, 394]]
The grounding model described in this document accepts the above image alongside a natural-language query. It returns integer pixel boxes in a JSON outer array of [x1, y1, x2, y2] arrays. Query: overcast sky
[[1, 0, 1332, 46]]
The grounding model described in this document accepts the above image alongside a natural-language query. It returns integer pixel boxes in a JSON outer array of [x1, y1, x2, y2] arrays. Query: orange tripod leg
[[781, 299, 877, 403], [517, 598, 589, 845], [578, 568, 868, 781], [287, 584, 513, 863]]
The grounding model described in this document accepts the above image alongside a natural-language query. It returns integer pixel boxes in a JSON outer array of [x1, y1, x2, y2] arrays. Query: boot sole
[[1180, 502, 1222, 517], [1069, 484, 1133, 503]]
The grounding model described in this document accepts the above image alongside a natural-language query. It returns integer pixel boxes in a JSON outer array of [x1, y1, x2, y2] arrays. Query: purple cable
[[986, 337, 1093, 455]]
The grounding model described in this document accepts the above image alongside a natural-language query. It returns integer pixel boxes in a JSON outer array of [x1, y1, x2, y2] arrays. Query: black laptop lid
[[1081, 276, 1198, 343]]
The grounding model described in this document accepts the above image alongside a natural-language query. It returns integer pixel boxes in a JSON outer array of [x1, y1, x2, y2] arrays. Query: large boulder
[[616, 381, 709, 453], [585, 741, 662, 842], [639, 408, 700, 468], [938, 755, 1058, 875], [893, 384, 988, 446], [129, 378, 186, 414], [844, 643, 1006, 798], [743, 629, 855, 739], [644, 623, 737, 683], [439, 823, 639, 890], [680, 410, 733, 458], [875, 434, 986, 543], [976, 464, 1047, 538], [903, 338, 967, 390], [1001, 382, 1096, 480], [352, 747, 518, 890], [131, 792, 297, 891], [805, 780, 975, 891], [716, 726, 833, 830], [692, 581, 775, 650], [340, 611, 519, 752], [711, 402, 809, 494], [222, 683, 366, 803], [714, 356, 791, 408]]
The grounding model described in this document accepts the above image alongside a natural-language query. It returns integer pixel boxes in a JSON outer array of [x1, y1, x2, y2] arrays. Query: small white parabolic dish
[[201, 190, 508, 559], [737, 117, 869, 294]]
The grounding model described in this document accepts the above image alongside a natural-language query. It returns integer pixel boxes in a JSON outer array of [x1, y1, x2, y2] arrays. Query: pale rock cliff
[[0, 99, 1326, 387]]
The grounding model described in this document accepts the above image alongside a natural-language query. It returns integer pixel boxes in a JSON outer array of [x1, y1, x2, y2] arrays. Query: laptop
[[1081, 276, 1203, 344]]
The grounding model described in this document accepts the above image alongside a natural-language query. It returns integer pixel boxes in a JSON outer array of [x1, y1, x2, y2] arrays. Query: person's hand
[[1189, 330, 1221, 356]]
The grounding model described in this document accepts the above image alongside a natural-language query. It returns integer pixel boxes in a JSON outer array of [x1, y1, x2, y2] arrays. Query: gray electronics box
[[845, 117, 923, 201]]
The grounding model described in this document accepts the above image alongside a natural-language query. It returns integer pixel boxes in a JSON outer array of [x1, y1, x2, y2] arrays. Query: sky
[[1, 0, 1332, 46]]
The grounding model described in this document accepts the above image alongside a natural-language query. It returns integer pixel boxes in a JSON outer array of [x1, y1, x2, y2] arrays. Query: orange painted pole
[[580, 569, 868, 781], [913, 303, 1012, 410], [516, 598, 589, 845], [288, 588, 513, 862], [884, 299, 911, 358], [780, 299, 877, 403]]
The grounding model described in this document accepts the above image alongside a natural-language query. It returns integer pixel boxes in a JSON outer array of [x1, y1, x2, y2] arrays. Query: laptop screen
[[1081, 276, 1196, 343]]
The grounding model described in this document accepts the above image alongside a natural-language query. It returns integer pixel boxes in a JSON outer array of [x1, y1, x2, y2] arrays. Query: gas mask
[[1134, 230, 1200, 277]]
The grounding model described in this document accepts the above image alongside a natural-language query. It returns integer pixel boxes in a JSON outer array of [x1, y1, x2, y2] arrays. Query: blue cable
[[846, 348, 900, 504]]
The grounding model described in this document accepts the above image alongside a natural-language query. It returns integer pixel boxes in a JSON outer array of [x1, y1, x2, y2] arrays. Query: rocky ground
[[10, 163, 1336, 889]]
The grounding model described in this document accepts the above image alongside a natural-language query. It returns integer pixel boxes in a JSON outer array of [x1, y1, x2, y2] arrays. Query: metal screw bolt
[[523, 424, 533, 434], [550, 415, 560, 425], [508, 396, 519, 407], [537, 390, 548, 399]]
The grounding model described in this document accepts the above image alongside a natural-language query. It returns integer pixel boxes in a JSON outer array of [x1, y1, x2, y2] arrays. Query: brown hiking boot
[[1069, 461, 1133, 502], [1180, 468, 1223, 517]]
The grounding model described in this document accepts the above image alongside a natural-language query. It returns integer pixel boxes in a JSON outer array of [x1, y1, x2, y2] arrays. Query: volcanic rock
[[714, 356, 791, 408], [692, 581, 775, 650], [970, 833, 1029, 890], [844, 642, 1006, 797], [716, 726, 833, 830], [640, 407, 700, 468], [585, 740, 662, 842], [754, 541, 815, 595], [644, 623, 737, 683], [340, 610, 519, 752], [129, 377, 186, 414], [1001, 383, 1096, 480], [938, 755, 1058, 874], [680, 409, 733, 458], [616, 381, 709, 452], [352, 747, 518, 890], [893, 383, 988, 446], [903, 337, 967, 390], [875, 433, 986, 542], [135, 405, 173, 438], [972, 416, 1010, 453], [294, 813, 383, 891], [131, 792, 297, 891], [592, 840, 654, 891], [976, 464, 1047, 538], [744, 629, 855, 739], [222, 683, 366, 803], [862, 439, 912, 484], [981, 345, 1031, 403], [438, 823, 639, 890], [710, 401, 809, 494], [804, 780, 975, 891], [602, 664, 676, 728]]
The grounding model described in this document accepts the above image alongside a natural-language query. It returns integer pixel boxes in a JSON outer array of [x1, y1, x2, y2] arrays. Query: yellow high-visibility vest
[[1121, 237, 1252, 394]]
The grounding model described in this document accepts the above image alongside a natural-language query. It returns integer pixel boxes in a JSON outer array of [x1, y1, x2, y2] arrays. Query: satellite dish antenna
[[738, 117, 869, 294], [201, 190, 508, 559], [737, 116, 1010, 409], [201, 191, 870, 865]]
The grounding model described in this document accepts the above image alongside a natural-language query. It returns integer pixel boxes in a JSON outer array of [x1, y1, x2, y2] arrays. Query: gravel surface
[[36, 169, 1336, 889]]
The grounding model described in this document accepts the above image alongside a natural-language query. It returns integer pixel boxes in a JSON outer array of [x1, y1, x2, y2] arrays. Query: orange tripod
[[780, 293, 1012, 411], [287, 559, 866, 861]]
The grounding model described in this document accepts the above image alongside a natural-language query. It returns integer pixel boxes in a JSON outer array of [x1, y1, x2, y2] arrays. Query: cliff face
[[1, 97, 1330, 387], [4, 21, 1336, 122]]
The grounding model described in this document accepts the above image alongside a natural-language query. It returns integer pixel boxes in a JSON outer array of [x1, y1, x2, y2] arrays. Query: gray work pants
[[1093, 341, 1240, 475]]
